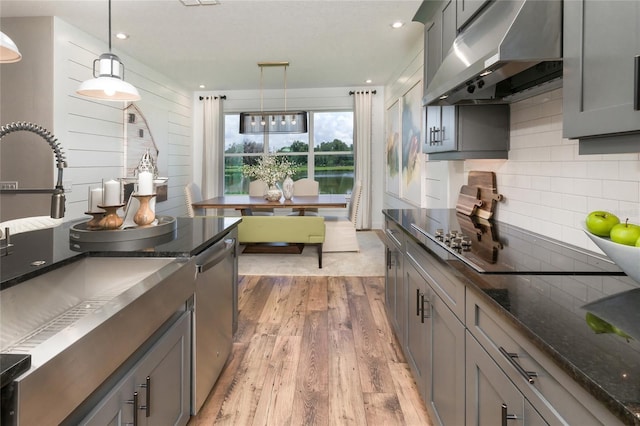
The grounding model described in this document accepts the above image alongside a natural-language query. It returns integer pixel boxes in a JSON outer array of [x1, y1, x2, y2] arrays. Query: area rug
[[238, 231, 385, 277]]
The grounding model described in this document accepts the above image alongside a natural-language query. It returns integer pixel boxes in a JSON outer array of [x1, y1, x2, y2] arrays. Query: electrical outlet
[[0, 181, 18, 190]]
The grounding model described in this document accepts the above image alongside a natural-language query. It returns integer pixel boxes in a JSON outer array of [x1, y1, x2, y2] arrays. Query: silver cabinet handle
[[499, 346, 538, 384], [126, 392, 139, 426], [138, 376, 151, 417], [421, 293, 430, 322], [501, 404, 518, 426], [634, 56, 640, 111]]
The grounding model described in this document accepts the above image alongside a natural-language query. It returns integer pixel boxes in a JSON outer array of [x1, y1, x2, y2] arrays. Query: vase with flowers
[[242, 154, 294, 201]]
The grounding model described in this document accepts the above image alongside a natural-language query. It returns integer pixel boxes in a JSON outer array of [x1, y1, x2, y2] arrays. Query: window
[[223, 111, 353, 194]]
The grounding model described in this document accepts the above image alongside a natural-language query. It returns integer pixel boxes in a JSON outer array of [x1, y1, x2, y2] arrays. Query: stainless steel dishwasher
[[192, 235, 236, 414]]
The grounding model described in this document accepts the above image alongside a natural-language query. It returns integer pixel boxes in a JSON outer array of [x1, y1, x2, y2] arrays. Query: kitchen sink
[[1, 257, 175, 353], [0, 255, 196, 425]]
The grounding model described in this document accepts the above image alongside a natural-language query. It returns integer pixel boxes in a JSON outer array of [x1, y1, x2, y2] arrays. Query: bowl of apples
[[584, 211, 640, 284]]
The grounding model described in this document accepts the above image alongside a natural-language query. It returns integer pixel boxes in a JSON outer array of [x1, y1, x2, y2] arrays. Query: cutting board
[[468, 171, 503, 219], [456, 185, 483, 216]]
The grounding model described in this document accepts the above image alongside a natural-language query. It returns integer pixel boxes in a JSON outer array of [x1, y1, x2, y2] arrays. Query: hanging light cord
[[107, 0, 112, 52], [260, 65, 264, 114], [283, 65, 287, 114]]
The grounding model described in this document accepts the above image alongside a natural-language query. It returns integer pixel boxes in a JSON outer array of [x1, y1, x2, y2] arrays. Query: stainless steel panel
[[192, 237, 235, 414], [8, 256, 196, 426]]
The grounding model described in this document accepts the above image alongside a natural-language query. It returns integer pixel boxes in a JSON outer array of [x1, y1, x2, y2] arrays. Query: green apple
[[610, 219, 640, 246], [636, 235, 640, 247], [585, 211, 620, 237]]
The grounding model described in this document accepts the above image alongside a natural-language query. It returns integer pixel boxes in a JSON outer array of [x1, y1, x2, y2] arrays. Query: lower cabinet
[[466, 332, 548, 426], [405, 253, 465, 426], [80, 311, 191, 426], [385, 220, 406, 346]]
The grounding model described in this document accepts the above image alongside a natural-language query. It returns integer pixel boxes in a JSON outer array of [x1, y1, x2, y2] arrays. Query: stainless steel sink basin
[[0, 255, 196, 426]]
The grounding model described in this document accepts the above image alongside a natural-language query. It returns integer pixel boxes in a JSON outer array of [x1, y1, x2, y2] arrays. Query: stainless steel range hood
[[424, 0, 562, 106]]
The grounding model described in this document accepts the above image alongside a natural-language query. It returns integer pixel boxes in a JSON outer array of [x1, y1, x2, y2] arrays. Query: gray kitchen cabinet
[[384, 219, 406, 346], [425, 104, 510, 159], [420, 0, 510, 159], [81, 311, 191, 426], [404, 260, 431, 401], [456, 0, 489, 31], [466, 332, 548, 426], [563, 0, 640, 152], [405, 238, 465, 426], [466, 289, 623, 426]]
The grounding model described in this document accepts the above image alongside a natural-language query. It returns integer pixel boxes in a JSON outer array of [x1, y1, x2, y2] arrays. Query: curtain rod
[[349, 90, 377, 95], [199, 95, 227, 100]]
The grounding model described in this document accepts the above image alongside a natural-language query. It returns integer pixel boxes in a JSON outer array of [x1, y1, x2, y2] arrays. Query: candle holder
[[84, 211, 105, 230], [97, 204, 125, 230], [133, 194, 156, 227]]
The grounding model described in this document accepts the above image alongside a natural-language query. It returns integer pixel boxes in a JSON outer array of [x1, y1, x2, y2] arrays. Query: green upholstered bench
[[237, 216, 326, 268]]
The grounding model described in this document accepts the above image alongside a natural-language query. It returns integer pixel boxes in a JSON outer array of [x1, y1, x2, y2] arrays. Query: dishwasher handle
[[196, 238, 235, 273]]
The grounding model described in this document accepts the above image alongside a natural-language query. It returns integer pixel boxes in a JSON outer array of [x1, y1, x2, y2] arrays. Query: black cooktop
[[0, 354, 30, 388], [390, 208, 624, 275]]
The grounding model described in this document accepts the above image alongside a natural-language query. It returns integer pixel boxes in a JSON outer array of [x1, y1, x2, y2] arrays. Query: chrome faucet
[[0, 122, 67, 218]]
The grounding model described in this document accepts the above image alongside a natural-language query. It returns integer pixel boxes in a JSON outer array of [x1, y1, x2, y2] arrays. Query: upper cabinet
[[417, 0, 509, 160], [456, 0, 489, 31], [563, 0, 640, 154]]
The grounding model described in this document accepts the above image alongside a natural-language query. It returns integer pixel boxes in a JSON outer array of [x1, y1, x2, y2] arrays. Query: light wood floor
[[188, 275, 432, 426]]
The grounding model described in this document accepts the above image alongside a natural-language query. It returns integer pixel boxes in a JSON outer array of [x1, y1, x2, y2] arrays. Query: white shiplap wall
[[53, 18, 193, 221]]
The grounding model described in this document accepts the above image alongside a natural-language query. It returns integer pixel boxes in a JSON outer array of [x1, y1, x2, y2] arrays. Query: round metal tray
[[69, 215, 176, 243]]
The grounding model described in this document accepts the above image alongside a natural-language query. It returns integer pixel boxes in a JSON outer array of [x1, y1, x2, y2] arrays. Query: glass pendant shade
[[77, 53, 140, 101], [0, 31, 22, 63], [239, 111, 308, 134]]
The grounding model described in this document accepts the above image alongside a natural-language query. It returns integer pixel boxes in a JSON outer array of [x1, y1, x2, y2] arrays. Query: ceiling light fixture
[[239, 62, 308, 134], [391, 21, 404, 29], [115, 32, 129, 40], [76, 0, 140, 101], [0, 31, 22, 63]]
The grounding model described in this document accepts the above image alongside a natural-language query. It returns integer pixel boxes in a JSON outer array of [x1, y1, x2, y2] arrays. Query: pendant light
[[0, 31, 22, 63], [76, 0, 140, 101], [239, 62, 307, 134]]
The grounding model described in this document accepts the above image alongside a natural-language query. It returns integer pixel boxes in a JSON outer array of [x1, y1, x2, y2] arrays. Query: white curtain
[[202, 96, 224, 199], [353, 91, 373, 229]]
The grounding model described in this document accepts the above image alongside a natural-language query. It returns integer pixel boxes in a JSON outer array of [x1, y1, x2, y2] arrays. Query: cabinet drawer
[[466, 290, 623, 425], [405, 237, 465, 321], [385, 219, 405, 250]]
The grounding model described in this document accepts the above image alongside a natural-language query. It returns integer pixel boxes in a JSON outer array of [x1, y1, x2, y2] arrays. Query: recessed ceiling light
[[391, 21, 404, 29], [199, 84, 205, 89], [115, 32, 128, 40], [365, 79, 372, 84], [180, 0, 220, 6]]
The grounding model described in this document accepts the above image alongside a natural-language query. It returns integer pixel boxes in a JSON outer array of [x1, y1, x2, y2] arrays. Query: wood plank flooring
[[188, 275, 432, 426]]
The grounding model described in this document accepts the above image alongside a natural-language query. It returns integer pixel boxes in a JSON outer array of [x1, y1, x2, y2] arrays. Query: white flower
[[242, 155, 294, 187]]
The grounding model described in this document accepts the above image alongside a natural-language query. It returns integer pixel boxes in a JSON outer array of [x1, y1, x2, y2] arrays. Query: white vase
[[282, 176, 294, 200]]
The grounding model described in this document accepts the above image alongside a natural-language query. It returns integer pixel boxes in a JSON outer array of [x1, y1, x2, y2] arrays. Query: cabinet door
[[425, 17, 442, 87], [425, 106, 444, 151], [563, 0, 640, 138], [457, 0, 490, 31], [135, 311, 191, 426], [466, 332, 527, 426], [430, 289, 465, 426], [438, 106, 457, 152], [405, 261, 431, 402], [81, 375, 136, 426]]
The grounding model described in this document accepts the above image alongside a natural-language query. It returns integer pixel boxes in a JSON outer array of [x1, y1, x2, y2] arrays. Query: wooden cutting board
[[456, 185, 483, 216], [468, 171, 503, 219]]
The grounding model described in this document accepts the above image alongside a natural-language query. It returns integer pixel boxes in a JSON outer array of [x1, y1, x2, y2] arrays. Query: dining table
[[192, 194, 348, 216]]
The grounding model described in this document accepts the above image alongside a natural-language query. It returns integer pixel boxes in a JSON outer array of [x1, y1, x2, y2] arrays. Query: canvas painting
[[401, 81, 422, 205], [385, 100, 401, 196]]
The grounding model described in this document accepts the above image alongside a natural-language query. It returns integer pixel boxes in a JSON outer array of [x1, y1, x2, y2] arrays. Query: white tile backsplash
[[464, 88, 640, 252]]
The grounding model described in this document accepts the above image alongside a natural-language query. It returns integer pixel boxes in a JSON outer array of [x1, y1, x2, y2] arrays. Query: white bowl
[[583, 222, 640, 284]]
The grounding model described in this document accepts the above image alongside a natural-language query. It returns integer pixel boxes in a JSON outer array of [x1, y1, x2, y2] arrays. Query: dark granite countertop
[[0, 216, 241, 291], [384, 208, 640, 425]]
